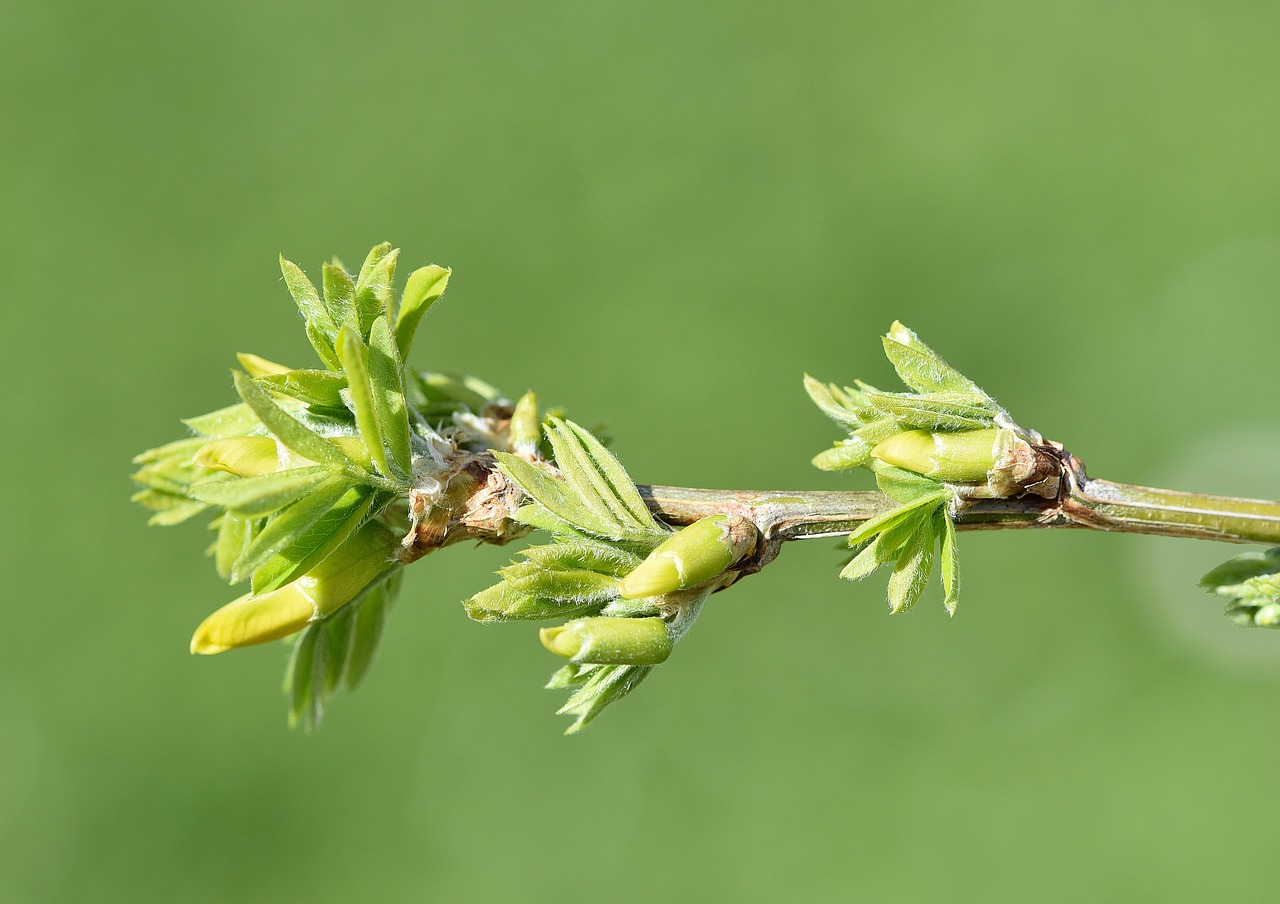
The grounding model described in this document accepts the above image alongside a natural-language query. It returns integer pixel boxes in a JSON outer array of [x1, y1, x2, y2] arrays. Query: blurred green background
[[5, 1, 1280, 900]]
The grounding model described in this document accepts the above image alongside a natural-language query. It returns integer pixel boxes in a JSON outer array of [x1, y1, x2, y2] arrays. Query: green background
[[4, 1, 1280, 900]]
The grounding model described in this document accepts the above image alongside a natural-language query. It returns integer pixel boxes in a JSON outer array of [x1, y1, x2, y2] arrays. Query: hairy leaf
[[395, 265, 451, 359], [233, 370, 361, 473]]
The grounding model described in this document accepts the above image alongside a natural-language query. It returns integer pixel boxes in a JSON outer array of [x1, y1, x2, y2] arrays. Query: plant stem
[[639, 478, 1280, 546]]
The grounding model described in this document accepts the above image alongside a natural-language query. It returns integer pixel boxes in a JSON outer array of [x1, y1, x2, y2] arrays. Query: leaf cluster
[[1201, 548, 1280, 628], [470, 418, 704, 732], [806, 323, 1002, 614], [132, 245, 467, 727]]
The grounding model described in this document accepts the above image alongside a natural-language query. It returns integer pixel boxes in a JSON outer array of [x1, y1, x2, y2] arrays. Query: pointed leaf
[[845, 491, 946, 548], [887, 518, 936, 614], [280, 257, 339, 346], [189, 466, 332, 516], [347, 571, 401, 690], [255, 369, 348, 412], [882, 321, 983, 395], [335, 326, 396, 481], [322, 262, 358, 337], [937, 508, 959, 614], [250, 486, 379, 594], [231, 477, 351, 581], [395, 265, 451, 359], [233, 370, 361, 472], [354, 247, 398, 336], [366, 314, 413, 476]]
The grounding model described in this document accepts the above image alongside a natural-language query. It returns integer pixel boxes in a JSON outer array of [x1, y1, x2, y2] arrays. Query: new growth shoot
[[131, 245, 1280, 733]]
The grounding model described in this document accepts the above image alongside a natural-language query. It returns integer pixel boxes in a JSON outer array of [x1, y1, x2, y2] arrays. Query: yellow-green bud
[[510, 390, 540, 458], [619, 514, 756, 599], [871, 428, 1003, 483], [235, 352, 292, 377], [539, 616, 672, 665], [191, 523, 399, 654], [194, 436, 280, 477]]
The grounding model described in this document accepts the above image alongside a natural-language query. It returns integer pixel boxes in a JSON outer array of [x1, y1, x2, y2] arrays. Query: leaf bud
[[619, 514, 756, 599], [194, 436, 281, 477], [510, 390, 541, 459], [191, 523, 399, 654], [871, 428, 1002, 483], [539, 616, 672, 665]]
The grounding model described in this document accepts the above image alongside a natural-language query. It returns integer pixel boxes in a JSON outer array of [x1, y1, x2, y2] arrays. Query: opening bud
[[191, 523, 399, 654], [510, 390, 540, 459], [619, 514, 757, 600], [871, 428, 1002, 483], [194, 436, 281, 478], [539, 616, 672, 665]]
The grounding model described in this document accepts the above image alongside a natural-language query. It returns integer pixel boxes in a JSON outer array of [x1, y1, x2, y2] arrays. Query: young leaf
[[286, 627, 322, 731], [322, 263, 359, 338], [347, 571, 401, 691], [280, 257, 339, 346], [255, 369, 348, 412], [844, 491, 947, 548], [354, 247, 398, 336], [395, 265, 451, 359], [305, 320, 343, 372], [366, 314, 413, 477], [937, 507, 959, 614], [543, 419, 652, 533], [882, 321, 984, 395], [335, 326, 399, 482], [188, 466, 332, 516], [215, 513, 254, 582], [495, 453, 623, 540], [231, 477, 352, 582], [864, 390, 996, 431], [556, 664, 654, 735], [249, 486, 379, 595], [233, 370, 362, 473], [886, 517, 937, 614], [356, 242, 393, 293]]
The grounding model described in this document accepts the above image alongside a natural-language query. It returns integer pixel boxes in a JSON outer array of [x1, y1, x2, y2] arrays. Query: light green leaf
[[335, 326, 399, 482], [189, 466, 332, 516], [845, 491, 946, 548], [864, 390, 995, 431], [887, 517, 936, 614], [839, 507, 929, 581], [280, 256, 339, 345], [132, 436, 209, 465], [366, 314, 413, 477], [250, 486, 379, 595], [233, 370, 361, 472], [544, 419, 655, 534], [881, 322, 983, 396], [874, 465, 947, 504], [804, 374, 872, 430], [305, 320, 343, 372], [347, 571, 401, 691], [146, 500, 209, 526], [395, 265, 451, 359], [322, 263, 358, 337], [231, 477, 351, 582], [556, 664, 654, 735], [937, 507, 959, 614], [354, 247, 398, 336], [494, 452, 621, 539], [255, 369, 347, 412], [356, 242, 393, 292], [183, 403, 260, 439], [215, 513, 254, 582], [286, 626, 321, 731]]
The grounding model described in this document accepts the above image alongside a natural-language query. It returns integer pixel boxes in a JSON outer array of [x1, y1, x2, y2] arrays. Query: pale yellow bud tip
[[619, 556, 682, 599], [539, 625, 583, 660], [190, 588, 315, 655]]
